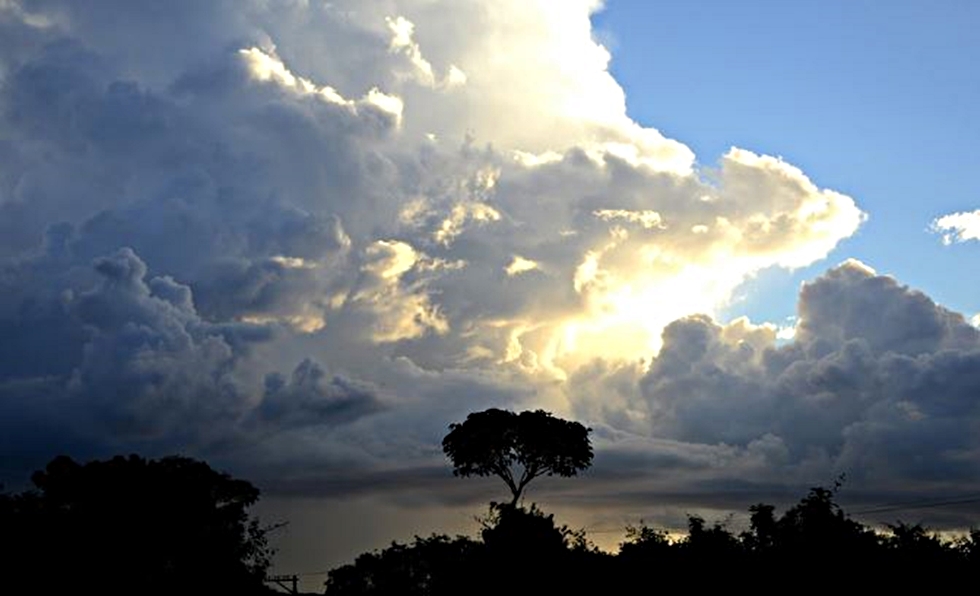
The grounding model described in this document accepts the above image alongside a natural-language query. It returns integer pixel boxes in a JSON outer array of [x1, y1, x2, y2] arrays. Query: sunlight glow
[[505, 256, 540, 276], [239, 47, 403, 125]]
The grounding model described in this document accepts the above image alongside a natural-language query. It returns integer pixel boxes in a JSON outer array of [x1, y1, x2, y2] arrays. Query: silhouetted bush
[[325, 503, 610, 596], [326, 486, 980, 595], [325, 534, 481, 596]]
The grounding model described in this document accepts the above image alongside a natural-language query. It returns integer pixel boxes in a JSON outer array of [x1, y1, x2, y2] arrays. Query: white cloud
[[931, 209, 980, 244], [349, 240, 449, 342], [432, 202, 501, 246], [386, 15, 466, 89], [239, 46, 404, 126], [0, 0, 58, 29], [593, 209, 665, 229], [505, 256, 539, 276]]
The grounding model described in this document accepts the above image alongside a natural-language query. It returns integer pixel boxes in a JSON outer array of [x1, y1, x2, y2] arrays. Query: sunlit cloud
[[0, 0, 866, 444], [505, 256, 540, 276], [240, 46, 404, 126], [386, 15, 466, 89], [931, 209, 980, 244]]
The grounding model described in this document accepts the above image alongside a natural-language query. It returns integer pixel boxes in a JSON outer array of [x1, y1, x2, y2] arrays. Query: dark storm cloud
[[65, 248, 262, 435], [0, 244, 390, 482], [0, 4, 404, 462], [567, 260, 980, 519], [796, 260, 979, 355], [257, 359, 385, 428], [0, 247, 267, 456]]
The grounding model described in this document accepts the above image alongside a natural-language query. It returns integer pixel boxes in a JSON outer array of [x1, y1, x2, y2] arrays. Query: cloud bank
[[3, 0, 976, 544], [572, 260, 980, 493]]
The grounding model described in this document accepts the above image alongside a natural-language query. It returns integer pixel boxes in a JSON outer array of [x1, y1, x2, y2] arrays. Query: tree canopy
[[0, 454, 274, 595], [441, 408, 593, 506]]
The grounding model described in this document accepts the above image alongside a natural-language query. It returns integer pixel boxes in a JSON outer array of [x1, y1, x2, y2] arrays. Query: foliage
[[325, 534, 481, 596], [325, 483, 980, 595], [0, 454, 275, 595], [325, 504, 604, 596], [441, 408, 593, 506], [479, 502, 586, 555]]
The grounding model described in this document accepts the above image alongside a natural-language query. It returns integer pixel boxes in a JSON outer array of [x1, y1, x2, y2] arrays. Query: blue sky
[[594, 0, 980, 323]]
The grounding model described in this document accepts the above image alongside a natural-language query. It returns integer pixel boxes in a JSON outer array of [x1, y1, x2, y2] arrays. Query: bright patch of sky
[[592, 0, 980, 324]]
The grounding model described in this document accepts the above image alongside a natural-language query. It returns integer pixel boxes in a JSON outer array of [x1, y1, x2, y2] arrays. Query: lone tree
[[442, 408, 593, 507]]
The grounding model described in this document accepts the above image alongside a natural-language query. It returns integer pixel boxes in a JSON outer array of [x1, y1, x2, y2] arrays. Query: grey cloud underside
[[0, 4, 400, 476], [568, 261, 980, 518], [0, 0, 977, 529]]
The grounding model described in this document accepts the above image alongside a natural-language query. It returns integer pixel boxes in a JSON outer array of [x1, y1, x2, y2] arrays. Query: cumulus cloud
[[256, 359, 384, 428], [0, 1, 866, 385], [0, 246, 272, 462], [65, 249, 265, 437], [932, 209, 980, 244], [568, 260, 980, 507], [6, 0, 943, 530]]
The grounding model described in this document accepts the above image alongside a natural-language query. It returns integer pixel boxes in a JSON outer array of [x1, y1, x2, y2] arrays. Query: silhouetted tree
[[441, 408, 593, 507], [775, 486, 880, 563], [883, 521, 956, 573], [743, 503, 778, 553], [684, 515, 743, 557], [324, 505, 603, 596], [955, 528, 980, 564], [0, 454, 274, 595], [325, 534, 481, 596]]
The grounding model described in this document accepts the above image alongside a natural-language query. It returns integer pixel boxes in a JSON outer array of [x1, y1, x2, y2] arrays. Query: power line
[[579, 493, 980, 536], [849, 495, 980, 516]]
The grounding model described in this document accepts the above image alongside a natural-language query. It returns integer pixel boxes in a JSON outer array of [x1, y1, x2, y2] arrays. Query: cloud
[[931, 209, 980, 244], [505, 256, 540, 276], [346, 239, 451, 342], [0, 246, 272, 465], [568, 260, 980, 505], [64, 248, 265, 438], [256, 359, 385, 428], [0, 0, 926, 531], [0, 0, 865, 382], [386, 15, 466, 90]]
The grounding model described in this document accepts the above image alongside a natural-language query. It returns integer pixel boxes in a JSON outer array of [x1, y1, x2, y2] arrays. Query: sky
[[1, 0, 979, 587], [593, 0, 980, 325]]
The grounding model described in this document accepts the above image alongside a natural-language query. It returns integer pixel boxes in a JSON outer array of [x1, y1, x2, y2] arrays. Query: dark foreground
[[325, 492, 980, 595], [2, 455, 978, 595]]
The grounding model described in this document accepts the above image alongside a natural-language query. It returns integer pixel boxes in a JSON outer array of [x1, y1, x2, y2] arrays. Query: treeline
[[326, 489, 980, 595], [4, 454, 978, 595]]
